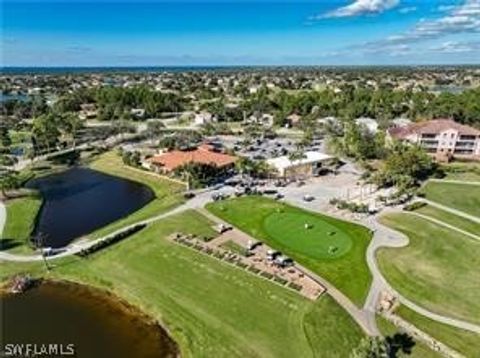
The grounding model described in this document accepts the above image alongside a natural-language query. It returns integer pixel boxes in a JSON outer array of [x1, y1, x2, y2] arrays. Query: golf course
[[206, 196, 372, 306], [378, 213, 480, 325], [1, 195, 42, 253], [0, 210, 365, 358], [422, 181, 480, 217], [413, 204, 480, 236], [395, 305, 480, 358]]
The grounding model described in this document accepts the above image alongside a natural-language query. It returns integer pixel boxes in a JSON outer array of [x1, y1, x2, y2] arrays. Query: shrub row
[[329, 198, 369, 213], [403, 201, 427, 211], [77, 224, 146, 257]]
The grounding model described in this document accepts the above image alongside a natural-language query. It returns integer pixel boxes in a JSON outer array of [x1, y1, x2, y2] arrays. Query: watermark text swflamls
[[2, 343, 75, 357]]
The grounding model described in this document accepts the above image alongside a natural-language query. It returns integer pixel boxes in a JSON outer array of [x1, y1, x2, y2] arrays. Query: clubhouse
[[148, 144, 237, 174]]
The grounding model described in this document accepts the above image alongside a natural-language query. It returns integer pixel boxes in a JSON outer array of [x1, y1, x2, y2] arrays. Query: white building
[[387, 119, 480, 160], [267, 151, 334, 177]]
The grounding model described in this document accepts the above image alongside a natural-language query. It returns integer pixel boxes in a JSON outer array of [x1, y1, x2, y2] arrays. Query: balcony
[[420, 140, 439, 148], [455, 141, 475, 149], [459, 135, 477, 141]]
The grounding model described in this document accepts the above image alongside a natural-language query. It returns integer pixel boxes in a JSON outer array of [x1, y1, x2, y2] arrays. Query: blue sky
[[2, 0, 479, 66]]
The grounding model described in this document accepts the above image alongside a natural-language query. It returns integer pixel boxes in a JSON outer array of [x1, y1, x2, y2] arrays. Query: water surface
[[26, 167, 154, 247], [1, 281, 178, 358]]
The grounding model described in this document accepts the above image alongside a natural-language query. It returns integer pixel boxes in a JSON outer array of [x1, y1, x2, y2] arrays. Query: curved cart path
[[363, 211, 480, 334], [2, 192, 480, 336]]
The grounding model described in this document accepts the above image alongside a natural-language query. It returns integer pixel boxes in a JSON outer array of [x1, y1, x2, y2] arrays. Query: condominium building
[[387, 119, 480, 160]]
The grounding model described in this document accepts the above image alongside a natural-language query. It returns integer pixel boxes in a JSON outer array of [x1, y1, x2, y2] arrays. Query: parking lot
[[207, 134, 325, 160]]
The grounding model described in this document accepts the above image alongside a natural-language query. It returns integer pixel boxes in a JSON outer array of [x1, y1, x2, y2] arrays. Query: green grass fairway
[[395, 306, 480, 358], [378, 213, 480, 325], [207, 196, 372, 307], [264, 212, 352, 259], [422, 181, 480, 217], [1, 210, 364, 358], [441, 162, 480, 182], [88, 151, 186, 238], [414, 204, 480, 237], [1, 196, 42, 253], [375, 315, 441, 358]]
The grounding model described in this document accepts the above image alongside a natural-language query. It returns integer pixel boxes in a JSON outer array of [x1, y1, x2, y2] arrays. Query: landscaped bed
[[375, 315, 441, 358], [378, 213, 480, 325], [206, 196, 372, 307]]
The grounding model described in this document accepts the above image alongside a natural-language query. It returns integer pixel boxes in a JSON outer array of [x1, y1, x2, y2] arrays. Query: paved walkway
[[363, 210, 480, 335], [417, 198, 480, 224], [199, 208, 377, 336], [428, 178, 480, 185], [2, 188, 480, 337], [0, 190, 214, 262], [407, 211, 480, 241]]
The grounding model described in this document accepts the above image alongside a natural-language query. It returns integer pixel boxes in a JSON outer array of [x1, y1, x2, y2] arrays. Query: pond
[[0, 281, 178, 358], [26, 167, 154, 248]]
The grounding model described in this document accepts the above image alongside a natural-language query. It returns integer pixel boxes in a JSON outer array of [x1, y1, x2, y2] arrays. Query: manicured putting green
[[264, 212, 352, 259]]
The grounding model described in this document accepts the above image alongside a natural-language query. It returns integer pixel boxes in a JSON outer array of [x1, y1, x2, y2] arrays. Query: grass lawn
[[422, 181, 480, 217], [1, 210, 364, 358], [444, 171, 480, 181], [414, 204, 480, 236], [88, 151, 186, 238], [441, 162, 480, 182], [395, 306, 480, 358], [206, 196, 372, 307], [378, 213, 480, 325], [0, 196, 42, 254], [375, 315, 441, 358]]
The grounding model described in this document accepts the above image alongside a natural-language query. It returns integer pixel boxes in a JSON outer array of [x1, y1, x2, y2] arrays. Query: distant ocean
[[0, 66, 270, 75], [2, 65, 478, 75]]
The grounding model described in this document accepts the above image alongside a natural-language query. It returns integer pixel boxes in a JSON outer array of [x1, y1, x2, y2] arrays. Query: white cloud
[[428, 40, 480, 53], [437, 5, 457, 12], [313, 0, 399, 19], [367, 0, 480, 45], [398, 6, 417, 14]]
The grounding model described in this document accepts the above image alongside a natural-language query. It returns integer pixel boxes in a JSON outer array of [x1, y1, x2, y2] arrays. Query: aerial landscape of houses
[[1, 1, 480, 358]]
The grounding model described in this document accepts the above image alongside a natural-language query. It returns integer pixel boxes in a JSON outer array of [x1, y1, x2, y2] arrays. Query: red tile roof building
[[149, 144, 237, 173], [387, 119, 480, 160]]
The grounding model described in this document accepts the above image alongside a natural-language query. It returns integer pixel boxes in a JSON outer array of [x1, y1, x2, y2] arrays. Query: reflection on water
[[1, 281, 178, 358], [26, 167, 154, 248]]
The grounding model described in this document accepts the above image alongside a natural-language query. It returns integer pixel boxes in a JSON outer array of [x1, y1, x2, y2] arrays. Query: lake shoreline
[[1, 277, 180, 358]]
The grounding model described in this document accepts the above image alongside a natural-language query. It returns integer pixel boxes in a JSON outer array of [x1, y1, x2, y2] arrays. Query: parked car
[[217, 223, 232, 234], [184, 192, 196, 199], [303, 194, 315, 202]]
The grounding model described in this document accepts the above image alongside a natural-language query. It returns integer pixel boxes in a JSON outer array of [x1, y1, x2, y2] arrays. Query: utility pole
[[34, 232, 52, 271]]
